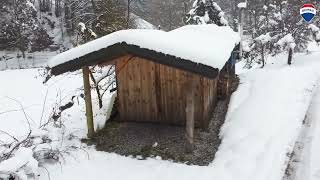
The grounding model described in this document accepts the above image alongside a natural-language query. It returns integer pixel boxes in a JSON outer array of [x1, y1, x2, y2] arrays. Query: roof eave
[[50, 42, 220, 79]]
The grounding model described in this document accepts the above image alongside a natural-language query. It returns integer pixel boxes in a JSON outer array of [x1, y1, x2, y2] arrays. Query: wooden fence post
[[82, 66, 94, 138], [185, 75, 195, 152]]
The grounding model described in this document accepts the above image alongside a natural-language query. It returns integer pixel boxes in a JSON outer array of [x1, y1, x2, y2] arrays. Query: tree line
[[0, 0, 319, 66]]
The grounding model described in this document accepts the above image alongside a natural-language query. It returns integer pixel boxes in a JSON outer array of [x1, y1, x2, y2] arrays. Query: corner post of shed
[[82, 66, 94, 138], [185, 75, 196, 152]]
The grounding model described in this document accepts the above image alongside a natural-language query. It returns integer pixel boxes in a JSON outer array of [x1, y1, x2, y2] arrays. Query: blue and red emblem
[[300, 4, 316, 23]]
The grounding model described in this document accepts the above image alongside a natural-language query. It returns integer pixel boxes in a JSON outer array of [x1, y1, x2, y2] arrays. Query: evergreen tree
[[0, 0, 53, 55], [186, 0, 228, 26]]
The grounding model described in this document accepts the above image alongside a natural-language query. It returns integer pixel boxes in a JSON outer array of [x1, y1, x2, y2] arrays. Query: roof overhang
[[51, 42, 221, 79]]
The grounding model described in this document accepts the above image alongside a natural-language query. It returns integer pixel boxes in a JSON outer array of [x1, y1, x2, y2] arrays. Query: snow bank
[[48, 24, 240, 70]]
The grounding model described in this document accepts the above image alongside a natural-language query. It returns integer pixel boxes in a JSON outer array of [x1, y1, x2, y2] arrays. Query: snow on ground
[[309, 83, 320, 180], [0, 69, 112, 142], [1, 51, 320, 180], [0, 51, 58, 70], [48, 24, 240, 70], [286, 76, 320, 180]]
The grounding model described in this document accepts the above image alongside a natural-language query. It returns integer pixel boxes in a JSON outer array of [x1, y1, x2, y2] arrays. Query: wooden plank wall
[[115, 55, 218, 128]]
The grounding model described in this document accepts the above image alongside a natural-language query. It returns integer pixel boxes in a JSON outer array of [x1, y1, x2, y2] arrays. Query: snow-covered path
[[282, 80, 320, 180], [286, 79, 320, 180], [309, 82, 320, 180]]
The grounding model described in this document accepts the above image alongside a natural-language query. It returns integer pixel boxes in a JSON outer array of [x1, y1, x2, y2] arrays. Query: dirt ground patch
[[85, 76, 239, 166]]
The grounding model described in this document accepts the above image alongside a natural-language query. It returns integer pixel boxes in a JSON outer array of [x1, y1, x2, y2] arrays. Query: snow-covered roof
[[49, 24, 240, 77]]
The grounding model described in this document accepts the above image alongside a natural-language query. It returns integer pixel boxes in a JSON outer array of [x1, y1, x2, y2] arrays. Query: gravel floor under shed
[[85, 76, 239, 166]]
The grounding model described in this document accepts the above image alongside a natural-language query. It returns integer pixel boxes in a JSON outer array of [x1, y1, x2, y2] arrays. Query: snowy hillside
[[1, 51, 320, 179]]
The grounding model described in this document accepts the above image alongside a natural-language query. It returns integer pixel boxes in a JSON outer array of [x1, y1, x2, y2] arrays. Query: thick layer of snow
[[237, 2, 247, 8], [48, 24, 240, 70]]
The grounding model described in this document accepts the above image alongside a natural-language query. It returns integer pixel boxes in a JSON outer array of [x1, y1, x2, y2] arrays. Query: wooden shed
[[48, 25, 240, 140]]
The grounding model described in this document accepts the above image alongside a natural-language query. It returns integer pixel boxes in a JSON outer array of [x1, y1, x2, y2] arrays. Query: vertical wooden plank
[[136, 58, 143, 121], [185, 75, 195, 152], [126, 55, 135, 121], [131, 57, 139, 121], [181, 70, 187, 125], [154, 63, 162, 121], [175, 69, 181, 124], [82, 66, 94, 138], [172, 68, 179, 124], [167, 65, 173, 123], [115, 57, 126, 121], [115, 59, 122, 120], [140, 58, 152, 122], [149, 61, 158, 121], [160, 64, 168, 123], [202, 77, 210, 130], [117, 55, 132, 121]]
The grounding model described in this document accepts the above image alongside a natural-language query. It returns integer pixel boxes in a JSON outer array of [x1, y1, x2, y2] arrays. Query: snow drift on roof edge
[[48, 24, 240, 70]]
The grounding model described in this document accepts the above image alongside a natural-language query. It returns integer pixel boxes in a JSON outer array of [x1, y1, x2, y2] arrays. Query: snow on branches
[[77, 22, 98, 45], [308, 24, 320, 43], [276, 34, 296, 51], [186, 0, 228, 26]]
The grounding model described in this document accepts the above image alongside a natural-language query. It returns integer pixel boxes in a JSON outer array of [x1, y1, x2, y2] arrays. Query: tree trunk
[[82, 66, 94, 138], [89, 70, 103, 109], [127, 0, 130, 28], [261, 44, 265, 68], [288, 47, 293, 65]]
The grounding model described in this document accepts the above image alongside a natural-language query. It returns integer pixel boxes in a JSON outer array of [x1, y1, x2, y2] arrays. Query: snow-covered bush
[[276, 34, 296, 65], [308, 24, 320, 43], [186, 0, 228, 26], [0, 97, 82, 180], [276, 34, 296, 51]]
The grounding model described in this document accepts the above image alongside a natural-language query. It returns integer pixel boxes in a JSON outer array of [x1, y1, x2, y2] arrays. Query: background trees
[[0, 0, 319, 67], [186, 0, 228, 26]]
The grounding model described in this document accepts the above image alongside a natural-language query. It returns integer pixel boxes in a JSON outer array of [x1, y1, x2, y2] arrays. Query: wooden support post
[[82, 66, 94, 138], [185, 76, 195, 152]]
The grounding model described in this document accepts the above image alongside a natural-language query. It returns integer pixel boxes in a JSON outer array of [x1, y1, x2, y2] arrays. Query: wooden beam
[[185, 75, 195, 152], [82, 66, 94, 138]]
